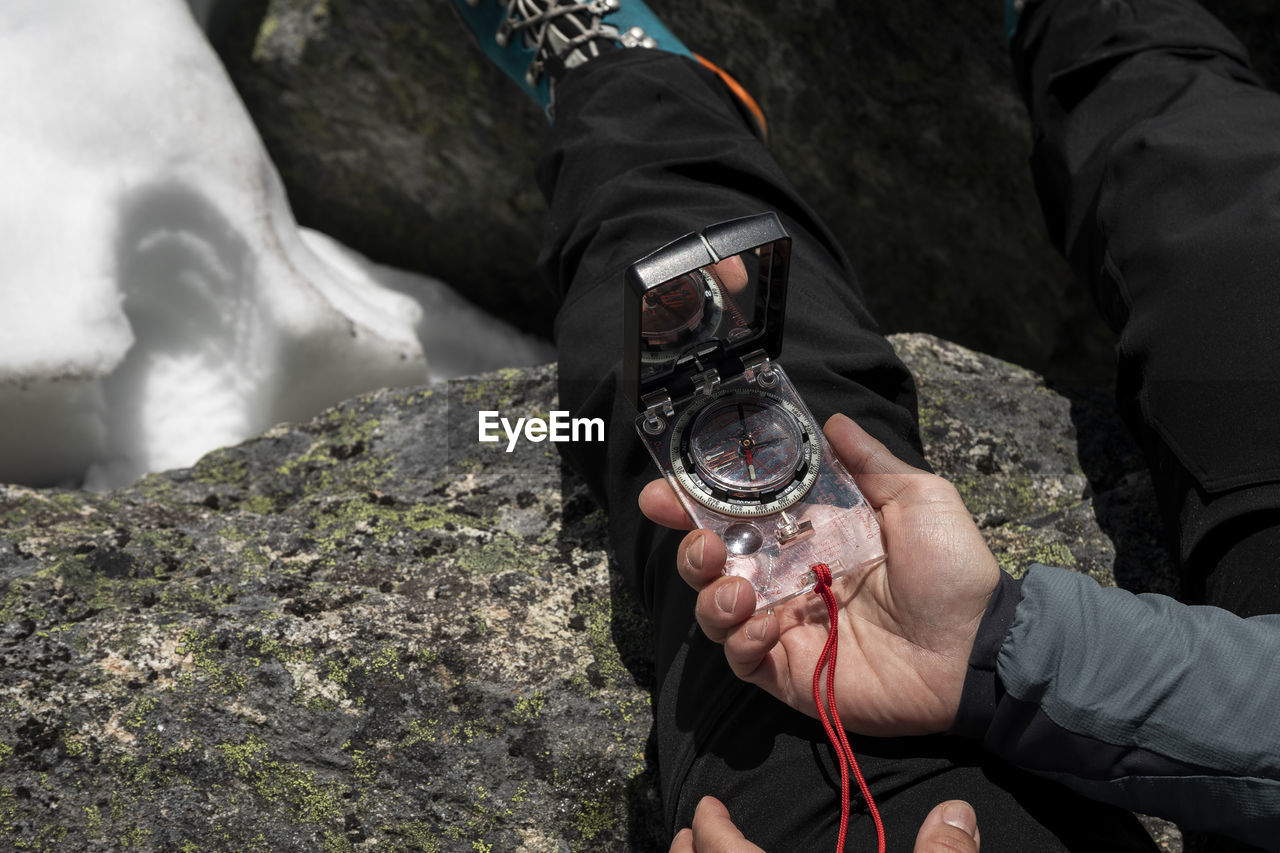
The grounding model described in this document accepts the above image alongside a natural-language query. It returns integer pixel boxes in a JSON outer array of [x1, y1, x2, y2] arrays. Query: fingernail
[[715, 581, 739, 614], [689, 533, 705, 572], [942, 802, 977, 838], [745, 612, 770, 641]]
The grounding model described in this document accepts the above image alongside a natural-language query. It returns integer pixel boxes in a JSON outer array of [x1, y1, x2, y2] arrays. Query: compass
[[670, 387, 821, 517], [627, 214, 886, 610]]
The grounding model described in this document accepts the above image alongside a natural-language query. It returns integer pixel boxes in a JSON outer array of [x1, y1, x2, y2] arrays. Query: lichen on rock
[[0, 363, 658, 851]]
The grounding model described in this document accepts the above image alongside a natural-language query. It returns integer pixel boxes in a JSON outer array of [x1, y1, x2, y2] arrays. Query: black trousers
[[1013, 0, 1280, 618], [539, 1, 1279, 849]]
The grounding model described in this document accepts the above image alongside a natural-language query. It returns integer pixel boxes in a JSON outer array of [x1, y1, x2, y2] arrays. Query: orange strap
[[693, 53, 769, 140]]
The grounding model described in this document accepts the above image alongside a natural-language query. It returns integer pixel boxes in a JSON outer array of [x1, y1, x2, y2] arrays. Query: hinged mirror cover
[[623, 212, 791, 410]]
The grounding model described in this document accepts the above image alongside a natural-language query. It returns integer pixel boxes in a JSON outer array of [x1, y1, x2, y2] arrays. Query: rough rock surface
[[213, 0, 1279, 386], [0, 334, 1180, 850]]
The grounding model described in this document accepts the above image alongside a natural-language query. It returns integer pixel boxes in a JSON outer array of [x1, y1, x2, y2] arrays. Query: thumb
[[823, 413, 929, 508], [690, 797, 766, 852], [914, 800, 980, 853]]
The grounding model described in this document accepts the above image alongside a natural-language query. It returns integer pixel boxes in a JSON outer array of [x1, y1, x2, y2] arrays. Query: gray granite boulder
[[0, 334, 1179, 850]]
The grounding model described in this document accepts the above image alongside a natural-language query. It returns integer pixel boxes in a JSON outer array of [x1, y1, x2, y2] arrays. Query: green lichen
[[316, 644, 410, 703], [393, 389, 435, 407], [84, 805, 103, 838], [126, 696, 161, 730], [1001, 473, 1047, 515], [240, 494, 277, 515], [175, 628, 248, 695], [63, 734, 86, 758], [190, 455, 250, 489], [916, 399, 938, 433], [571, 792, 617, 846], [955, 469, 1075, 525], [378, 821, 442, 853], [119, 825, 152, 847], [551, 760, 626, 850], [452, 783, 517, 852], [367, 645, 404, 680], [511, 692, 546, 724], [455, 532, 532, 575], [215, 734, 347, 848], [129, 471, 183, 503], [112, 735, 200, 795], [2, 552, 149, 628], [398, 718, 439, 749], [0, 489, 100, 535], [449, 719, 493, 746], [275, 406, 392, 495], [573, 592, 649, 689], [995, 552, 1026, 578], [158, 578, 239, 615], [350, 749, 378, 787], [252, 11, 279, 61], [951, 472, 982, 511], [323, 656, 357, 688], [243, 631, 314, 668], [301, 494, 489, 569], [995, 532, 1079, 579], [1032, 541, 1079, 569]]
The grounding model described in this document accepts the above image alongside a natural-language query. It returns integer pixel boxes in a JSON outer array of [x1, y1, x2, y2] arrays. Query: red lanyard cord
[[811, 563, 886, 853]]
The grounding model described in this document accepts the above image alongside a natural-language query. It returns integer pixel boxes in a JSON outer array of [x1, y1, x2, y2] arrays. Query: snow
[[0, 0, 554, 490]]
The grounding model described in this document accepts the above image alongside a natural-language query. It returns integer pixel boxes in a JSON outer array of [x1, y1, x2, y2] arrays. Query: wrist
[[947, 570, 1023, 738]]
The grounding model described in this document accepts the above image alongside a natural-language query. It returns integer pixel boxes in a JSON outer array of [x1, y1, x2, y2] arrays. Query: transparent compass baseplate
[[637, 366, 886, 611]]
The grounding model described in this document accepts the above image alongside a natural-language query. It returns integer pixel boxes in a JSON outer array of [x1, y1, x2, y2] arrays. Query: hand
[[639, 414, 1001, 736], [669, 796, 980, 852]]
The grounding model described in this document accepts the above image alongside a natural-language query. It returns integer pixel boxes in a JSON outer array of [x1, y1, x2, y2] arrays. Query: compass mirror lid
[[623, 212, 791, 409]]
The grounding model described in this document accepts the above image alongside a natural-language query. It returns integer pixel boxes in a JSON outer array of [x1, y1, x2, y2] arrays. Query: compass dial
[[670, 388, 821, 516]]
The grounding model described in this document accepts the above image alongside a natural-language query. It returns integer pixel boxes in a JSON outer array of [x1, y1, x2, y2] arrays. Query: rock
[[899, 334, 1177, 599], [210, 0, 1280, 387], [0, 334, 1178, 850], [217, 0, 561, 341]]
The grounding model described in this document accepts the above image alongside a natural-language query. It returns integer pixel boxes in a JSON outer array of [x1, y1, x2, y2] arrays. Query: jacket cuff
[[947, 570, 1023, 739]]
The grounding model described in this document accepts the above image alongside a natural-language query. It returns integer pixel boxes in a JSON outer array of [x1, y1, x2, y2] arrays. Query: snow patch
[[0, 0, 553, 490]]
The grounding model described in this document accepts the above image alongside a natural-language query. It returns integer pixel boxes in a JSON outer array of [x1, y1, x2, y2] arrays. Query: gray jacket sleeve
[[949, 564, 1280, 849]]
